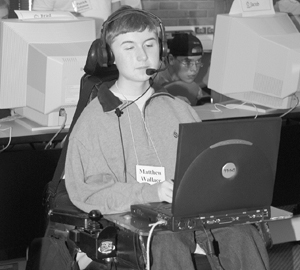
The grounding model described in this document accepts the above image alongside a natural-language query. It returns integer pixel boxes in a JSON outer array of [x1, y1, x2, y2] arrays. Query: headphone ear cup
[[98, 38, 114, 67], [106, 44, 115, 66], [160, 38, 168, 61]]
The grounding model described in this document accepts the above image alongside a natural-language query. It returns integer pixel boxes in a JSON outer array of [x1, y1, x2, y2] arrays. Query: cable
[[44, 108, 67, 150], [0, 126, 12, 153], [114, 60, 162, 115], [200, 222, 226, 270], [133, 233, 143, 270], [209, 229, 226, 270], [114, 71, 161, 182], [213, 95, 300, 119], [117, 116, 128, 183], [200, 222, 214, 256], [146, 220, 166, 270], [0, 113, 23, 123], [60, 134, 68, 149], [117, 79, 154, 113], [213, 102, 259, 118], [279, 94, 299, 118]]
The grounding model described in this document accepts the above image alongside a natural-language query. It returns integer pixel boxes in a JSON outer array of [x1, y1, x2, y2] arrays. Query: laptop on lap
[[131, 117, 282, 231]]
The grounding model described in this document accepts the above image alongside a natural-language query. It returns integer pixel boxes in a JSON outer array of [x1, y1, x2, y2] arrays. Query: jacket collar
[[97, 80, 121, 112], [97, 79, 174, 112]]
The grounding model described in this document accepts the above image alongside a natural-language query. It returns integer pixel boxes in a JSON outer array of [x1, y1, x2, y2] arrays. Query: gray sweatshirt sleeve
[[65, 137, 160, 215]]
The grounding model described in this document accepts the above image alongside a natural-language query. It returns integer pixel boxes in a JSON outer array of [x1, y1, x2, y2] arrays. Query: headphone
[[84, 6, 168, 75]]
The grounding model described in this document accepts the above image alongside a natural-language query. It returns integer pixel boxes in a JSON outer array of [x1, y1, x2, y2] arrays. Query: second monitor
[[208, 13, 300, 110]]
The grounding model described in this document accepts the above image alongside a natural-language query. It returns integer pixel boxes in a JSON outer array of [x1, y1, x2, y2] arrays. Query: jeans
[[151, 230, 196, 269], [151, 224, 270, 270]]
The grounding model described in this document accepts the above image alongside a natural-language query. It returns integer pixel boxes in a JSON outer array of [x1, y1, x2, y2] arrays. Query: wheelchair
[[25, 44, 212, 269]]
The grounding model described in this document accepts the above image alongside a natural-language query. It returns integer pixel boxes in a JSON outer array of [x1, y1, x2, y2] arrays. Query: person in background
[[121, 0, 142, 8], [155, 33, 209, 106], [32, 0, 122, 37], [0, 0, 9, 119], [32, 0, 142, 36], [274, 0, 300, 14], [65, 6, 270, 270], [200, 65, 234, 103], [0, 0, 9, 19]]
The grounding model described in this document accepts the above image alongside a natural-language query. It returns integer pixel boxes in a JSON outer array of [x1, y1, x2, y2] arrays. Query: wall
[[140, 0, 234, 27]]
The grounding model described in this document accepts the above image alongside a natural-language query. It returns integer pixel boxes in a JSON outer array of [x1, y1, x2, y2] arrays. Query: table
[[193, 102, 300, 121], [0, 117, 68, 147]]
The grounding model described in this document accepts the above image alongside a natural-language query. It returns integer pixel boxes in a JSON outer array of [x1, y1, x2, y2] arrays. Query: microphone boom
[[146, 68, 157, 76], [146, 65, 167, 76]]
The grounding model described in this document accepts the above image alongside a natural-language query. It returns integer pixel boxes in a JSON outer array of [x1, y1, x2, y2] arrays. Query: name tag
[[72, 0, 92, 13], [136, 165, 165, 185], [229, 0, 275, 16]]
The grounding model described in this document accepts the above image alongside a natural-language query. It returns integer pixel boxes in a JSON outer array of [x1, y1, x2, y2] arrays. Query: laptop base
[[131, 203, 270, 231]]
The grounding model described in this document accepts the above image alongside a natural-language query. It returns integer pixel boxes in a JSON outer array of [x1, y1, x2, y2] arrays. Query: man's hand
[[157, 179, 174, 203]]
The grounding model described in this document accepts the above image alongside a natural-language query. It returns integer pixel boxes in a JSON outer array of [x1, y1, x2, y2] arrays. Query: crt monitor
[[0, 17, 96, 127], [208, 13, 300, 110]]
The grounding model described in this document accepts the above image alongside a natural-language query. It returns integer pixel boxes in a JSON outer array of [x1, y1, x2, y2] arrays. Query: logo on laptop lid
[[222, 162, 237, 179]]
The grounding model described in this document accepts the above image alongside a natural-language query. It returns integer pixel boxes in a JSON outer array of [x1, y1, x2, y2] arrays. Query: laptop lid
[[172, 117, 282, 218]]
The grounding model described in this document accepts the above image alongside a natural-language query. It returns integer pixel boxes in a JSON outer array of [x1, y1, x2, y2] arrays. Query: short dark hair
[[105, 6, 159, 47]]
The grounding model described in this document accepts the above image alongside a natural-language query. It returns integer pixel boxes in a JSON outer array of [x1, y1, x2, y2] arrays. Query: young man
[[65, 6, 270, 270], [155, 33, 208, 106]]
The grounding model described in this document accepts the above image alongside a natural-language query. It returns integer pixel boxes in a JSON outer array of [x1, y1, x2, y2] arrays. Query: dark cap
[[168, 33, 203, 57]]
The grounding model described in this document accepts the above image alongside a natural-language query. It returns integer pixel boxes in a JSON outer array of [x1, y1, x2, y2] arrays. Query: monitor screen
[[208, 13, 300, 109], [0, 18, 96, 127]]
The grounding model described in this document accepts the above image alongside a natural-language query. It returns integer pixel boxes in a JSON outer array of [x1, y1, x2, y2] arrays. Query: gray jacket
[[65, 80, 200, 214]]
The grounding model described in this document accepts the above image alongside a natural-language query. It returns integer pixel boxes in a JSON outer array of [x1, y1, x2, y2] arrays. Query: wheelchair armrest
[[46, 180, 120, 264], [49, 203, 89, 228], [48, 180, 90, 227]]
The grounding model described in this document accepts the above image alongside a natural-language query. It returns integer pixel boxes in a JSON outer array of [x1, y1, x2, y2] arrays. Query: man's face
[[110, 29, 160, 83], [171, 55, 203, 84]]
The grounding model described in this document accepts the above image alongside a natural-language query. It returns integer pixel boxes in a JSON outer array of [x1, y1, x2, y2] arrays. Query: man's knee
[[152, 231, 196, 253]]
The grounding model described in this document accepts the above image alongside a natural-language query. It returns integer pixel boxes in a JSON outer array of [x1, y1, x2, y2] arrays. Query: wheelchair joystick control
[[89, 210, 102, 221], [87, 210, 103, 232]]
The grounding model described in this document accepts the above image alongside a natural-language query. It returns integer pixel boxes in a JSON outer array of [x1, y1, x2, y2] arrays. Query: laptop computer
[[131, 117, 282, 231]]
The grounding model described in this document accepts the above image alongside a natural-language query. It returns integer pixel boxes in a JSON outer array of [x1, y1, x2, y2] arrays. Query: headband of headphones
[[99, 6, 168, 67]]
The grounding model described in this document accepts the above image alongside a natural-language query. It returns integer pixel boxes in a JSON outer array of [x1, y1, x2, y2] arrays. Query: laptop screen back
[[172, 117, 282, 217]]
